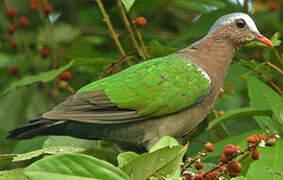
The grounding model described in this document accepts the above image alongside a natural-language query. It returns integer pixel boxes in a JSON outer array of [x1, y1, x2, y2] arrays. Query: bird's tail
[[6, 118, 68, 140]]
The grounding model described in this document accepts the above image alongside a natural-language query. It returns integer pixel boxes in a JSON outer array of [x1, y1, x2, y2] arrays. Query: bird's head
[[207, 12, 272, 47]]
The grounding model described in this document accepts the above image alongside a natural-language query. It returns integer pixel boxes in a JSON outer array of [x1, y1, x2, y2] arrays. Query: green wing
[[43, 55, 211, 123]]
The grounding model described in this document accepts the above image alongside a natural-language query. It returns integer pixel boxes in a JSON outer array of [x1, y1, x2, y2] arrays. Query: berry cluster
[[258, 0, 283, 12], [181, 130, 279, 180], [30, 0, 53, 14]]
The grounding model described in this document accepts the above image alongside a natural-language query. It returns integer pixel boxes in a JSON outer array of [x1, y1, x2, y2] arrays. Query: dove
[[7, 12, 272, 152]]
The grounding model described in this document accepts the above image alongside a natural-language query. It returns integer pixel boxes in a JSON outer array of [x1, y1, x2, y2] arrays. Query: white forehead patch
[[208, 12, 259, 36]]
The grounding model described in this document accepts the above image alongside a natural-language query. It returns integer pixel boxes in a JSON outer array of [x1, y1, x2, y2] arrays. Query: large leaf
[[149, 136, 179, 153], [248, 76, 283, 133], [120, 0, 135, 12], [24, 153, 130, 180], [207, 108, 273, 130], [246, 138, 283, 180], [121, 145, 187, 180], [0, 168, 29, 180]]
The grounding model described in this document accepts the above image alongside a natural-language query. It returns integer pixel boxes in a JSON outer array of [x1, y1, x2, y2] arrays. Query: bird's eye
[[235, 19, 246, 29]]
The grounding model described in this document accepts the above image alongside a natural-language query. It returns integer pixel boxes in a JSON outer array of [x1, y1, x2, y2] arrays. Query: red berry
[[133, 17, 147, 27], [59, 71, 72, 81], [18, 17, 30, 28], [43, 5, 54, 14], [251, 149, 260, 160], [10, 40, 19, 49], [258, 134, 266, 141], [204, 172, 218, 180], [194, 161, 203, 170], [219, 166, 226, 172], [194, 173, 203, 180], [224, 144, 237, 155], [39, 0, 47, 5], [229, 171, 238, 177], [204, 142, 214, 152], [31, 5, 39, 12], [235, 145, 243, 153], [10, 66, 19, 75], [220, 154, 228, 163], [182, 171, 193, 180], [6, 8, 17, 18], [227, 161, 242, 173], [217, 111, 224, 116], [7, 24, 16, 34], [40, 47, 50, 58], [246, 134, 259, 145]]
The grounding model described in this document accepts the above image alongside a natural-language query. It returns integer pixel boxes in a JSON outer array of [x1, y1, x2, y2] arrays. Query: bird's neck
[[177, 33, 237, 97]]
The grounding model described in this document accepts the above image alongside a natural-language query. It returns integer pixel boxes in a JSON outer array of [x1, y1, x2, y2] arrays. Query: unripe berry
[[204, 171, 218, 180], [251, 149, 260, 160], [194, 161, 203, 170], [58, 80, 68, 89], [59, 71, 72, 81], [220, 154, 228, 163], [7, 24, 16, 34], [43, 5, 54, 14], [6, 8, 17, 18], [224, 144, 237, 155], [227, 161, 242, 173], [40, 47, 50, 58], [204, 142, 214, 152], [194, 173, 203, 180], [10, 40, 19, 50], [10, 66, 19, 75], [216, 111, 224, 116], [18, 17, 30, 28], [133, 17, 147, 27]]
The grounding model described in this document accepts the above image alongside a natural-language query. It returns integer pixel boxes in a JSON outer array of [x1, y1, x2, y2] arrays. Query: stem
[[115, 0, 146, 60], [181, 150, 207, 173], [265, 62, 283, 75], [94, 0, 126, 56], [273, 48, 283, 66], [133, 23, 150, 59], [244, 0, 249, 13]]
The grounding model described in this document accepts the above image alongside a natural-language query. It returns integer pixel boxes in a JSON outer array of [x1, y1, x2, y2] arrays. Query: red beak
[[255, 34, 273, 47]]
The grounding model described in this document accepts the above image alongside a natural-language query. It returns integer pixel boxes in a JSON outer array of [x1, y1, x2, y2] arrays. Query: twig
[[115, 0, 146, 60], [265, 61, 283, 75], [133, 23, 150, 59], [244, 0, 249, 13], [94, 0, 126, 56], [272, 48, 283, 66]]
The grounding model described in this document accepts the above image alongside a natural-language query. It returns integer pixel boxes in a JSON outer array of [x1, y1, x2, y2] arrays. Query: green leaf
[[248, 76, 283, 133], [0, 168, 30, 180], [121, 0, 135, 12], [231, 177, 249, 180], [207, 108, 273, 130], [270, 32, 281, 47], [0, 61, 73, 99], [246, 138, 283, 180], [149, 136, 179, 153], [121, 145, 187, 180], [0, 154, 17, 167], [24, 153, 130, 180], [117, 151, 138, 168], [12, 146, 85, 162]]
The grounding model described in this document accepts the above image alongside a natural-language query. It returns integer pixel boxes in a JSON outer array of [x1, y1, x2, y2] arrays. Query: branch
[[115, 0, 146, 60], [94, 0, 126, 56], [133, 23, 150, 59]]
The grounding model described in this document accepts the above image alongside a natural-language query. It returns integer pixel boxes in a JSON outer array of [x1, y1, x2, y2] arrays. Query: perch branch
[[94, 0, 126, 56]]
